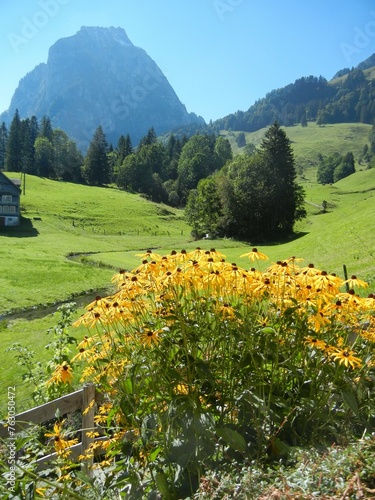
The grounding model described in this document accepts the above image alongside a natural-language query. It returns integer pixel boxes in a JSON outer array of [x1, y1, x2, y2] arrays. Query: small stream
[[0, 288, 113, 323], [0, 252, 121, 323]]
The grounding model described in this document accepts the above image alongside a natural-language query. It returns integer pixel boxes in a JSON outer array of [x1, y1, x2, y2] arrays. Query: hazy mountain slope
[[0, 26, 204, 150]]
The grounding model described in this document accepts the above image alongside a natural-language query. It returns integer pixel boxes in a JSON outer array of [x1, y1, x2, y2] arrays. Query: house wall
[[0, 176, 21, 227]]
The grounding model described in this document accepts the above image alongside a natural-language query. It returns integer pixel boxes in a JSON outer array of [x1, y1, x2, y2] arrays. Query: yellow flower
[[72, 347, 96, 362], [304, 336, 327, 350], [45, 420, 78, 455], [330, 348, 362, 369], [83, 399, 96, 416], [135, 249, 162, 261], [46, 364, 73, 385], [217, 302, 236, 318], [343, 275, 368, 290], [308, 310, 331, 332], [174, 383, 189, 395], [240, 247, 268, 262], [139, 328, 162, 347]]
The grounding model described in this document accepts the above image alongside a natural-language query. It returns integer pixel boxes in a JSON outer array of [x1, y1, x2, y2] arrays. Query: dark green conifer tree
[[5, 109, 23, 172], [117, 134, 133, 165], [39, 116, 54, 142], [138, 127, 157, 148], [83, 126, 110, 186], [0, 122, 8, 170], [259, 121, 305, 234]]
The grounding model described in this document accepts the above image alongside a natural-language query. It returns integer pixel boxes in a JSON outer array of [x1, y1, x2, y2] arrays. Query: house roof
[[0, 171, 22, 192]]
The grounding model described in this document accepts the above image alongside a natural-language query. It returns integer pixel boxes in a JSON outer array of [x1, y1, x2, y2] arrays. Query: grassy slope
[[0, 176, 192, 412], [0, 175, 191, 314], [222, 122, 371, 174]]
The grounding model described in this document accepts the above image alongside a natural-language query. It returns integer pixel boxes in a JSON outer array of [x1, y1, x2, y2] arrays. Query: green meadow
[[1, 123, 375, 414], [222, 122, 371, 175]]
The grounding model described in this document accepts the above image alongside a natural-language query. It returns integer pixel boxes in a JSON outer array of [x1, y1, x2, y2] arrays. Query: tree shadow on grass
[[243, 231, 309, 247], [264, 231, 309, 246], [0, 216, 39, 237]]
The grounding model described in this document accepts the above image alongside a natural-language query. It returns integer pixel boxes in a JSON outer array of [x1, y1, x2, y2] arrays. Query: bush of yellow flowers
[[3, 248, 373, 498], [63, 247, 374, 497]]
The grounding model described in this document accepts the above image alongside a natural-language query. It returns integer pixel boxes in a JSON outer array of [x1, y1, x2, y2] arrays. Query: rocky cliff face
[[1, 26, 204, 150]]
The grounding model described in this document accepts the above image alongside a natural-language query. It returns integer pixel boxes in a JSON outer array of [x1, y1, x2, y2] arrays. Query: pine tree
[[21, 117, 39, 174], [39, 116, 54, 142], [117, 134, 133, 165], [0, 122, 8, 170], [83, 126, 110, 186], [138, 127, 157, 148], [258, 121, 305, 234], [5, 109, 23, 172], [35, 136, 54, 177]]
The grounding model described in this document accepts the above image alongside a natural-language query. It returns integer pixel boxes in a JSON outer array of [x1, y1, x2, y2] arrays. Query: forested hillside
[[210, 56, 375, 133]]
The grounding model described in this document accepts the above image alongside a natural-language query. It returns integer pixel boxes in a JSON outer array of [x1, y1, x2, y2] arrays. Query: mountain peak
[[1, 26, 203, 150], [76, 26, 133, 46]]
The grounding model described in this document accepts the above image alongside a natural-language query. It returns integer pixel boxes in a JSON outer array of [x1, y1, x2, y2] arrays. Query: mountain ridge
[[208, 54, 375, 134], [0, 26, 204, 150]]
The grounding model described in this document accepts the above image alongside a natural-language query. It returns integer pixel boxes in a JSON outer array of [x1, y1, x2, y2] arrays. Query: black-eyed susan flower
[[46, 364, 73, 385], [330, 348, 362, 369], [45, 420, 78, 455], [240, 248, 268, 262], [343, 275, 368, 290], [217, 302, 236, 318], [139, 328, 161, 347], [72, 347, 95, 363], [308, 310, 331, 332], [135, 249, 161, 261], [304, 336, 328, 350]]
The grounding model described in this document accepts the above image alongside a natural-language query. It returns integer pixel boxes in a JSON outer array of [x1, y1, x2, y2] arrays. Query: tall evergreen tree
[[0, 122, 8, 170], [52, 129, 83, 181], [83, 126, 110, 186], [20, 117, 39, 174], [117, 134, 133, 165], [5, 110, 23, 172], [39, 116, 54, 142], [166, 134, 182, 179], [258, 121, 304, 234], [34, 136, 54, 177], [138, 127, 157, 148]]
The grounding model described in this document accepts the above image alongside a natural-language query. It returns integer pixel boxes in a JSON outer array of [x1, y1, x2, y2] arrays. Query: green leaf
[[341, 388, 359, 417], [259, 327, 276, 335], [155, 471, 171, 498], [216, 427, 246, 452]]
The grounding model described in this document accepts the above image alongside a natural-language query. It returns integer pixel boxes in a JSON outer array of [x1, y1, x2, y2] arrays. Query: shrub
[[2, 249, 374, 498], [70, 248, 374, 497]]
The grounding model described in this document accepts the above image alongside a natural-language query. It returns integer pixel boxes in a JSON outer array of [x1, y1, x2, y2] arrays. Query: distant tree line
[[315, 123, 375, 184], [0, 110, 308, 241], [210, 69, 375, 133], [0, 110, 233, 208], [316, 152, 355, 184], [0, 110, 83, 182]]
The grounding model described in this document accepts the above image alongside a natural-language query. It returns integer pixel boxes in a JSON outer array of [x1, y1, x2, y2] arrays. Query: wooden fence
[[0, 383, 105, 475]]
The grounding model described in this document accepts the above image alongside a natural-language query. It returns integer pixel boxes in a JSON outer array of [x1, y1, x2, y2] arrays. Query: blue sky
[[1, 0, 375, 123]]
